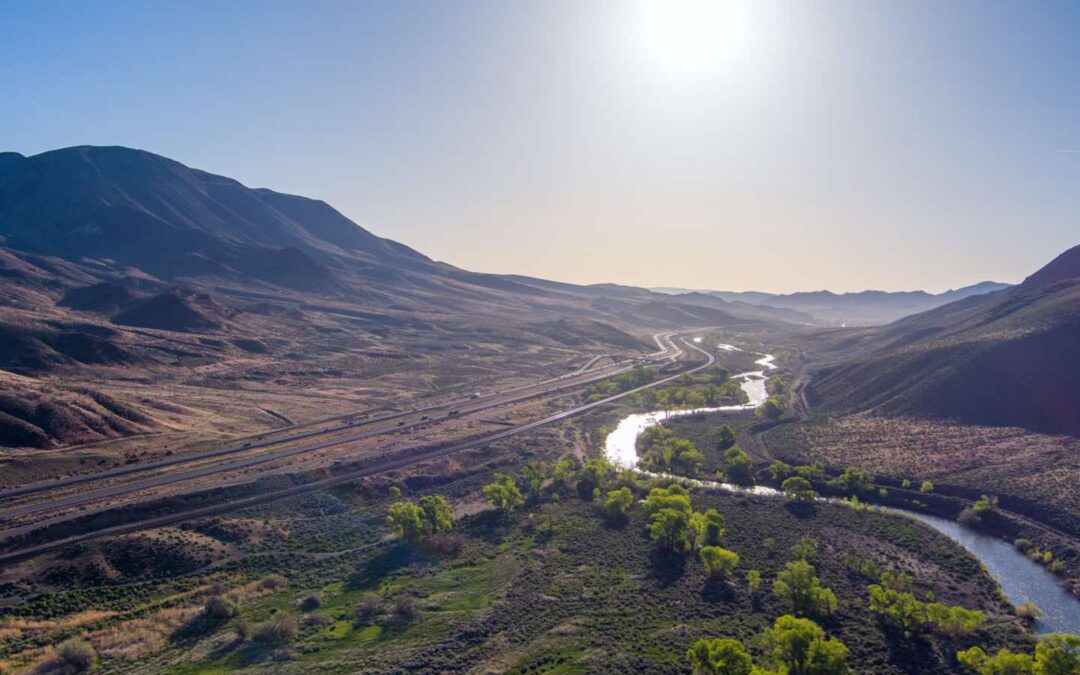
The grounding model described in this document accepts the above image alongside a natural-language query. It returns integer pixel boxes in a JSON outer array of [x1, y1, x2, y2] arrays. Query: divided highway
[[0, 333, 713, 563]]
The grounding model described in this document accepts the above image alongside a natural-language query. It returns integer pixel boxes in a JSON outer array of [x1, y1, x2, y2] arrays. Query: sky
[[3, 0, 1080, 293]]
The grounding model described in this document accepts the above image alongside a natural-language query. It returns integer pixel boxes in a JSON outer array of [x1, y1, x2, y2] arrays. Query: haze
[[4, 0, 1079, 293]]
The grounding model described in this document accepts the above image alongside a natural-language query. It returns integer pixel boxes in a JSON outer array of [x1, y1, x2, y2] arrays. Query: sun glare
[[630, 0, 757, 81]]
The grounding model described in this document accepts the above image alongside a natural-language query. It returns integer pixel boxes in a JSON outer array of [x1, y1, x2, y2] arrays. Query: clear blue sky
[[3, 0, 1079, 292]]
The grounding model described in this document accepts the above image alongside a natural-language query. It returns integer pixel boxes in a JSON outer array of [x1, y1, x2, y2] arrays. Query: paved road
[[0, 334, 712, 563], [0, 332, 682, 521]]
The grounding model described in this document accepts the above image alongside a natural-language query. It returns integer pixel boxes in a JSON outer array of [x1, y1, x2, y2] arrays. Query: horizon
[[4, 1, 1080, 293]]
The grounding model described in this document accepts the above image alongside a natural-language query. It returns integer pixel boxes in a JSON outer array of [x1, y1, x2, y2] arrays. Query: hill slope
[[807, 246, 1080, 435]]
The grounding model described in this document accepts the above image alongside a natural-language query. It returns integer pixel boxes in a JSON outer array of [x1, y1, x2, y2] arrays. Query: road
[[0, 332, 685, 524], [0, 333, 713, 564]]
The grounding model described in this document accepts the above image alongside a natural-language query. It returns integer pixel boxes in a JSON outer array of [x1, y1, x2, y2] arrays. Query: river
[[602, 341, 1080, 635]]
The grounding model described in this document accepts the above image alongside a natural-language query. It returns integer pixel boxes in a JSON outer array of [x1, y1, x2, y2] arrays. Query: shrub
[[259, 574, 288, 591], [55, 637, 97, 672], [298, 595, 322, 612], [747, 569, 762, 593], [390, 596, 421, 624], [1016, 602, 1043, 623], [204, 593, 239, 620], [253, 615, 298, 646], [356, 595, 386, 625]]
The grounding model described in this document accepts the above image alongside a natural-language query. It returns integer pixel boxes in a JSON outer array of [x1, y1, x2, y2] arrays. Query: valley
[[0, 147, 1078, 674]]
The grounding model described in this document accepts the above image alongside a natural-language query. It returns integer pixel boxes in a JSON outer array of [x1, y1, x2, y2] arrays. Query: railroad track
[[0, 334, 713, 564]]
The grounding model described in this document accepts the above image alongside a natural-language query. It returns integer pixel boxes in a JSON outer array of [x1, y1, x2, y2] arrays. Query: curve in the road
[[0, 334, 711, 564]]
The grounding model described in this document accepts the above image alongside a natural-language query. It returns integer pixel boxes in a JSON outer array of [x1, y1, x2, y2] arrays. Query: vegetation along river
[[603, 342, 1080, 635]]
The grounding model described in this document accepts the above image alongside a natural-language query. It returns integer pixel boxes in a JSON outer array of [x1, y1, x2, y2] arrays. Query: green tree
[[603, 486, 634, 519], [715, 424, 737, 450], [925, 603, 986, 639], [649, 506, 694, 551], [1035, 634, 1080, 675], [835, 468, 873, 495], [769, 461, 795, 482], [759, 614, 849, 675], [957, 647, 1035, 674], [483, 473, 524, 514], [577, 456, 613, 496], [643, 484, 692, 515], [692, 508, 727, 547], [418, 495, 454, 535], [757, 396, 785, 420], [386, 501, 425, 543], [782, 476, 817, 502], [687, 637, 754, 675], [920, 480, 934, 493], [723, 446, 755, 485], [700, 546, 740, 579], [868, 584, 926, 636], [773, 560, 837, 618]]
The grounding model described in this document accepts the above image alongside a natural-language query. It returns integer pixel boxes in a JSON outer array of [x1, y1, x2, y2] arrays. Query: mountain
[[0, 146, 810, 448], [806, 245, 1080, 435], [0, 146, 807, 324], [651, 283, 1010, 326]]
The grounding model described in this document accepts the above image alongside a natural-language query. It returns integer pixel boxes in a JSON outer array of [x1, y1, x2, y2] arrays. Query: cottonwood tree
[[418, 495, 454, 535], [686, 637, 753, 675], [700, 546, 739, 579], [692, 508, 726, 547], [759, 614, 849, 675], [723, 446, 754, 485], [603, 486, 634, 519], [773, 560, 837, 618], [386, 501, 426, 543], [782, 477, 817, 502], [483, 473, 524, 515]]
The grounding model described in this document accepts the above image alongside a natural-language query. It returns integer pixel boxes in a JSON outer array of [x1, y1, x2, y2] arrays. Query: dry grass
[[0, 610, 116, 641], [88, 605, 201, 661]]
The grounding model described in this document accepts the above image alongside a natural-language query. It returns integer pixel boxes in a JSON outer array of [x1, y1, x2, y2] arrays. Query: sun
[[630, 0, 757, 81]]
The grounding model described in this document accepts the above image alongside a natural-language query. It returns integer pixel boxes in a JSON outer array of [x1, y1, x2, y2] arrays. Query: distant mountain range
[[0, 146, 813, 447], [807, 244, 1080, 435], [0, 146, 808, 326], [652, 282, 1012, 326]]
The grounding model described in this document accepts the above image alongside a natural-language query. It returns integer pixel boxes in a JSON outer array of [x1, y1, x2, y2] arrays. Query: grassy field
[[0, 457, 1034, 673]]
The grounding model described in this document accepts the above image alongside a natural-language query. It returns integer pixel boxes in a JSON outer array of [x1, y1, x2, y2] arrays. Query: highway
[[0, 334, 713, 564], [0, 332, 686, 526], [0, 331, 679, 506]]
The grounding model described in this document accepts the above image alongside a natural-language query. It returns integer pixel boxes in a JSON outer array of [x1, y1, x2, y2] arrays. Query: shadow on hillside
[[347, 541, 420, 590], [648, 548, 687, 587]]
